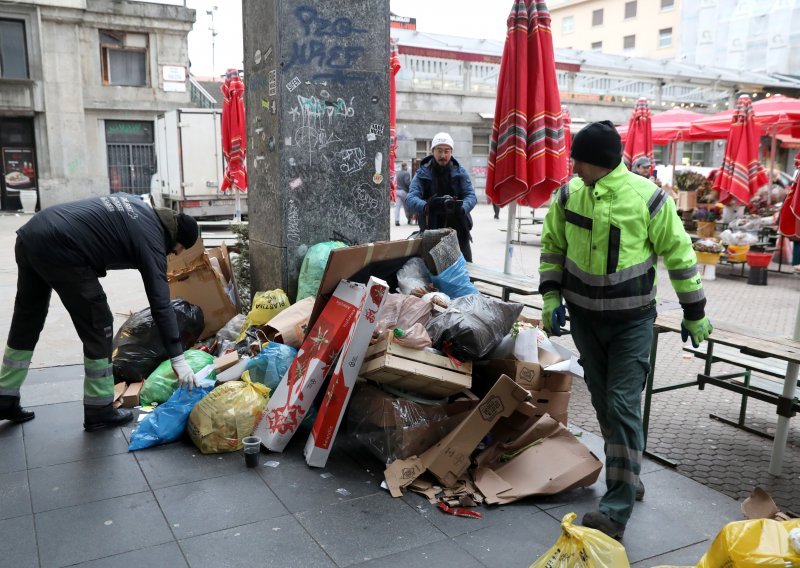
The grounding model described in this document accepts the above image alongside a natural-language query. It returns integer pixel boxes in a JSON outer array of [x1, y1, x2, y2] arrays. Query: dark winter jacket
[[406, 155, 477, 234], [17, 194, 183, 357]]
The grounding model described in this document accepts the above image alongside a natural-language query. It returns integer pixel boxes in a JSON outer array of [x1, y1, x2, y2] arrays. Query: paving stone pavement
[[0, 204, 797, 567]]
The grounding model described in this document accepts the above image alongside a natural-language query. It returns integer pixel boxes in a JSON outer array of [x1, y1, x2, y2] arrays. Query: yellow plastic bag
[[237, 289, 291, 341], [187, 376, 271, 454], [696, 518, 800, 567], [530, 513, 630, 568]]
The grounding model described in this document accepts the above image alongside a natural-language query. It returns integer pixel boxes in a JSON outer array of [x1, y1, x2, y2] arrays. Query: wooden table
[[644, 311, 800, 475], [465, 263, 539, 302]]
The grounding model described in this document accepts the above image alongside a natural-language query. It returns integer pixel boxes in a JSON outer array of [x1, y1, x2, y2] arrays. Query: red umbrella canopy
[[618, 107, 706, 145], [622, 97, 654, 170], [388, 46, 401, 202], [221, 68, 247, 193], [562, 105, 572, 178], [486, 0, 567, 208], [712, 95, 769, 205], [779, 152, 800, 239]]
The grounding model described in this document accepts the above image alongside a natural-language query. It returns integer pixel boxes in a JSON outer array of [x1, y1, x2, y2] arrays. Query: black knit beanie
[[571, 120, 623, 169], [175, 213, 199, 249]]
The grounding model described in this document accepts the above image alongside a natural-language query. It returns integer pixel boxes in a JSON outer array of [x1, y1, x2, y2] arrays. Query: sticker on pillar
[[262, 99, 270, 109], [373, 152, 383, 185], [269, 136, 276, 152], [268, 70, 277, 96], [271, 100, 277, 115], [265, 46, 273, 61], [285, 137, 292, 147], [254, 49, 262, 64], [371, 96, 378, 104], [289, 178, 303, 190], [286, 77, 301, 92]]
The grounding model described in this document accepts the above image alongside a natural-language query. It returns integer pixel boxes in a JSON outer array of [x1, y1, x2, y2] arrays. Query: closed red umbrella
[[221, 68, 247, 195], [779, 152, 800, 239], [622, 97, 654, 171], [713, 95, 768, 205], [388, 46, 401, 202], [486, 1, 567, 209], [562, 105, 572, 178]]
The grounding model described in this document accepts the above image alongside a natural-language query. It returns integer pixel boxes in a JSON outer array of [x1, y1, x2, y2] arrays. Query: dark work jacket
[[17, 194, 183, 358], [406, 155, 477, 238]]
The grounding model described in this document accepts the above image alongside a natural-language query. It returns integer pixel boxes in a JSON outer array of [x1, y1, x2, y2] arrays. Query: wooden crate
[[359, 336, 472, 397]]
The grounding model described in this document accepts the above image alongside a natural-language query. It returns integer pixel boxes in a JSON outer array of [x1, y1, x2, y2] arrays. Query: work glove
[[542, 291, 567, 337], [171, 354, 199, 390], [681, 316, 713, 348]]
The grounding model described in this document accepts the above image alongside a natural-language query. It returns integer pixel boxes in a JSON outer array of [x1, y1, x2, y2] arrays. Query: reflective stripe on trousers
[[568, 309, 654, 525]]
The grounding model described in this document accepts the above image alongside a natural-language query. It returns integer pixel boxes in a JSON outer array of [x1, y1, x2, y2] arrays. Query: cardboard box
[[112, 382, 127, 408], [360, 335, 473, 398], [384, 375, 530, 495], [263, 296, 315, 349], [486, 360, 572, 392], [253, 280, 365, 452], [213, 351, 240, 374], [473, 414, 602, 504], [120, 381, 143, 408], [677, 190, 697, 211], [167, 239, 238, 340], [305, 277, 390, 468]]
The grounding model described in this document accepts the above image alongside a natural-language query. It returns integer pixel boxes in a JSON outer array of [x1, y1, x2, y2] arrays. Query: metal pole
[[768, 297, 800, 475], [504, 201, 516, 274], [768, 130, 777, 205]]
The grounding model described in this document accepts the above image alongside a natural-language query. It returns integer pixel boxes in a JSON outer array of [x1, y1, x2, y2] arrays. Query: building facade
[[0, 0, 194, 211], [549, 0, 680, 59]]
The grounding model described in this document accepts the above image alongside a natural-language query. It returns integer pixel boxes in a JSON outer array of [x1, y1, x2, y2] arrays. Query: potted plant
[[693, 238, 724, 281], [693, 206, 721, 238]]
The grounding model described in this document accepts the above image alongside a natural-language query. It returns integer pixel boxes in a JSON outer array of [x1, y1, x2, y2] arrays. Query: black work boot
[[0, 395, 35, 423], [582, 510, 626, 539], [636, 479, 645, 501], [84, 404, 133, 432]]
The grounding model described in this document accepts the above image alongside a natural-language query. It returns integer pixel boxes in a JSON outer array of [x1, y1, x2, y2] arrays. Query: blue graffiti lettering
[[285, 41, 364, 72], [295, 6, 367, 37]]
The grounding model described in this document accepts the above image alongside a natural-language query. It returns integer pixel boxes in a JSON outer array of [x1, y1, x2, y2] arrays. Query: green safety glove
[[681, 316, 713, 348], [542, 291, 566, 336]]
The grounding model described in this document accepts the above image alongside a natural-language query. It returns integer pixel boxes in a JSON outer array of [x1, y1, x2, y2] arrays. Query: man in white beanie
[[406, 132, 477, 260]]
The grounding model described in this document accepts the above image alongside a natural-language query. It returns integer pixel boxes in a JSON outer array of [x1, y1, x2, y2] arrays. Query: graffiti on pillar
[[336, 146, 366, 175], [284, 5, 368, 85], [287, 198, 301, 244]]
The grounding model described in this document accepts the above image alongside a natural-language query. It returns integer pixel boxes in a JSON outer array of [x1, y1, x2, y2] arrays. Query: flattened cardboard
[[308, 238, 422, 331], [167, 239, 238, 340], [112, 382, 126, 408], [473, 414, 602, 504], [213, 351, 240, 373], [253, 280, 364, 452], [742, 487, 797, 521], [305, 277, 390, 467], [383, 375, 529, 496]]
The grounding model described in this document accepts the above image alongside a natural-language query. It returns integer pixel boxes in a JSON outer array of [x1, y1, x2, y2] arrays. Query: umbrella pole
[[504, 201, 516, 274], [768, 297, 800, 475], [768, 131, 777, 205], [233, 190, 242, 223]]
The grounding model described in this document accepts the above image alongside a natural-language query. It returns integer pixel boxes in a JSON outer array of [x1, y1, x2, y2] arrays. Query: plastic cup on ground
[[242, 436, 261, 468]]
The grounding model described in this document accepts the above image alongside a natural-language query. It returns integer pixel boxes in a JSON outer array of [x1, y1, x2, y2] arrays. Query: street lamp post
[[207, 5, 218, 77]]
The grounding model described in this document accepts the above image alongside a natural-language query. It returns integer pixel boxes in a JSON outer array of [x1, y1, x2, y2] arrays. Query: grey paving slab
[[0, 434, 26, 474], [35, 492, 172, 568], [296, 493, 447, 567], [0, 419, 23, 439], [0, 469, 31, 520], [133, 438, 245, 489], [70, 542, 188, 568], [353, 539, 486, 568], [257, 445, 382, 514], [154, 471, 288, 540], [24, 426, 129, 469], [21, 401, 84, 437], [28, 453, 149, 513], [0, 515, 38, 568], [631, 540, 710, 568], [452, 510, 563, 568], [179, 515, 336, 568], [20, 365, 84, 406]]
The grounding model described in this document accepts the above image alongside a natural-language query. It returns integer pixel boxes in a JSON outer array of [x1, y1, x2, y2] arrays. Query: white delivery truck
[[151, 108, 248, 219]]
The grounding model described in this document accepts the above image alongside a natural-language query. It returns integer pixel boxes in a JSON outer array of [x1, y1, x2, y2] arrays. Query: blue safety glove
[[681, 316, 713, 348], [542, 291, 566, 336]]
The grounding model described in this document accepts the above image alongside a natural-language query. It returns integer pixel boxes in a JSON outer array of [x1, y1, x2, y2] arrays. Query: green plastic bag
[[139, 350, 215, 406], [296, 241, 346, 301]]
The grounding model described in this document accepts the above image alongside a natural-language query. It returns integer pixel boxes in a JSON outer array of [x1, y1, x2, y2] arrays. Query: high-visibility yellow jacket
[[539, 161, 705, 321]]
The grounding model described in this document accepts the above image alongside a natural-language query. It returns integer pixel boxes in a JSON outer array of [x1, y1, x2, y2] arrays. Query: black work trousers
[[8, 237, 114, 360]]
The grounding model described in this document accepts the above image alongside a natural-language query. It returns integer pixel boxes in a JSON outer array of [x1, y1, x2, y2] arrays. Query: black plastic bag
[[112, 298, 204, 383], [426, 295, 523, 361]]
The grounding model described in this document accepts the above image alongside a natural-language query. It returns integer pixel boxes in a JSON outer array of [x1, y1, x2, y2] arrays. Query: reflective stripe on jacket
[[539, 161, 705, 320]]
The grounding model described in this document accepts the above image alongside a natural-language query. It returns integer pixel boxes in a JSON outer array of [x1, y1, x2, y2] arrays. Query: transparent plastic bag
[[397, 257, 433, 295], [696, 518, 800, 567], [372, 293, 433, 338], [187, 376, 271, 454], [530, 513, 630, 568], [216, 314, 246, 343], [392, 324, 432, 349]]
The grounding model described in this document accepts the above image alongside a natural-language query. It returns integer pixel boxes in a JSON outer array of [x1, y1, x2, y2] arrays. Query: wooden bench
[[465, 264, 539, 302]]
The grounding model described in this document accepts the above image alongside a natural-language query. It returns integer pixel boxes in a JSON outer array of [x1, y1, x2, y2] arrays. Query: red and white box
[[254, 280, 365, 452], [304, 277, 389, 468]]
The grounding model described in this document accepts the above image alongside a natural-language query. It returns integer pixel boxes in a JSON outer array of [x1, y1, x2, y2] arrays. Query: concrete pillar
[[243, 0, 391, 300]]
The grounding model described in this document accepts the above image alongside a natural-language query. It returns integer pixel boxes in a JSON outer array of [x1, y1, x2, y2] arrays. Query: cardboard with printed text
[[253, 280, 365, 452], [304, 276, 390, 467]]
